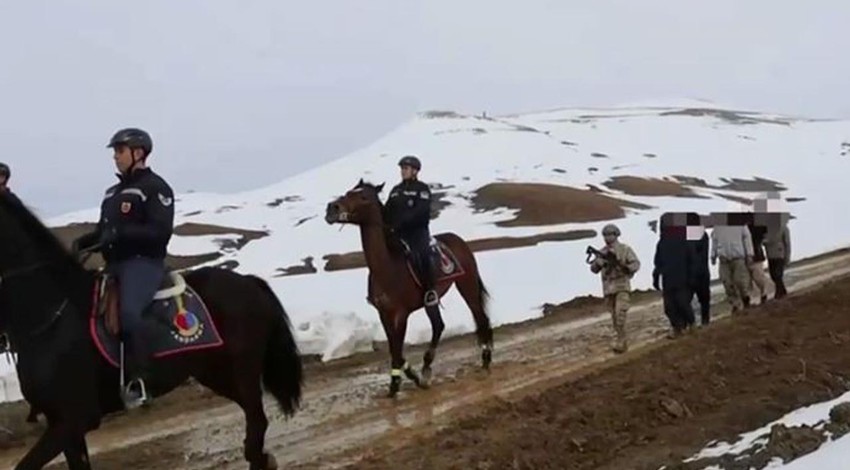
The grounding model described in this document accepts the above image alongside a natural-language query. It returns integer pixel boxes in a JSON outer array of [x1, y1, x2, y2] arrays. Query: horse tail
[[249, 276, 303, 417], [439, 232, 493, 347]]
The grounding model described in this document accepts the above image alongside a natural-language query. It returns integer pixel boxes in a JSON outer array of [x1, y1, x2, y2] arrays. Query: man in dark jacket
[[384, 155, 438, 307], [0, 162, 24, 208], [653, 213, 696, 337], [687, 212, 711, 325], [73, 128, 174, 409]]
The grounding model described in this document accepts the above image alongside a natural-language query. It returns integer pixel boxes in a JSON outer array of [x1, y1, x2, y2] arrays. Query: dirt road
[[1, 248, 849, 469]]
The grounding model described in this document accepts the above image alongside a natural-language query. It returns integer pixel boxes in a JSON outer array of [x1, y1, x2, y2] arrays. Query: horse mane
[[353, 180, 406, 256], [0, 192, 87, 280]]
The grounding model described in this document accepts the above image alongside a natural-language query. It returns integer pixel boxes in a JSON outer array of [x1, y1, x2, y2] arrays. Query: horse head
[[0, 192, 88, 333], [325, 178, 385, 226]]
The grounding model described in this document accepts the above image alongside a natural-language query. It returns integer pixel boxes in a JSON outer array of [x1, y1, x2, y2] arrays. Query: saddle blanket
[[89, 272, 224, 368], [403, 238, 466, 287]]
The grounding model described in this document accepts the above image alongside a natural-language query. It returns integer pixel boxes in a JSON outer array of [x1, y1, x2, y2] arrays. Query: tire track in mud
[[1, 250, 849, 469]]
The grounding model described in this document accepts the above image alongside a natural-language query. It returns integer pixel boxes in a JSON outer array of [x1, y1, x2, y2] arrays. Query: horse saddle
[[90, 271, 224, 368], [400, 237, 465, 287]]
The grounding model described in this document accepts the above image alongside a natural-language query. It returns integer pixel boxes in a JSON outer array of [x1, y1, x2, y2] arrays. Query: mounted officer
[[72, 128, 175, 408], [384, 155, 438, 307], [0, 162, 24, 207]]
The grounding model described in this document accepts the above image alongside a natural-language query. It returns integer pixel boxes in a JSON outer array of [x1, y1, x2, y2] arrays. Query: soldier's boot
[[612, 323, 628, 353], [613, 335, 628, 354]]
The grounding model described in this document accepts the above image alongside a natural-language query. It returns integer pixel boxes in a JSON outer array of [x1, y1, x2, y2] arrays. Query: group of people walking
[[588, 206, 792, 353]]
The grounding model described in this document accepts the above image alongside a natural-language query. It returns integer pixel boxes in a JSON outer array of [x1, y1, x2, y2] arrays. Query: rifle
[[585, 245, 620, 267]]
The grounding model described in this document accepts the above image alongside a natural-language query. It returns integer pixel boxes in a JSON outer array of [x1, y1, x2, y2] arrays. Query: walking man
[[589, 224, 641, 353], [687, 212, 712, 325], [764, 213, 791, 299], [653, 213, 696, 337], [710, 213, 754, 314], [746, 213, 770, 304]]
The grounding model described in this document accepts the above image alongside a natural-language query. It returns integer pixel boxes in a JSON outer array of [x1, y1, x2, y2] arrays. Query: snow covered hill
[[37, 101, 850, 366]]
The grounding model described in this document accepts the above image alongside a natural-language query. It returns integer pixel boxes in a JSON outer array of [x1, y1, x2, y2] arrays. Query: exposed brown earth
[[49, 222, 268, 270], [322, 229, 597, 272], [671, 175, 787, 193], [275, 257, 318, 277], [602, 176, 703, 197], [470, 182, 651, 228], [350, 273, 850, 470]]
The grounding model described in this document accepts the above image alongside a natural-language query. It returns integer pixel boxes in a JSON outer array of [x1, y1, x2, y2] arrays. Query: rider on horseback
[[385, 155, 438, 307], [0, 162, 24, 208], [72, 128, 175, 409]]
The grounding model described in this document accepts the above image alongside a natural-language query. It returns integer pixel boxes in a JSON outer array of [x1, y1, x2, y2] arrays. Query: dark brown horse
[[325, 179, 493, 397], [0, 192, 303, 470]]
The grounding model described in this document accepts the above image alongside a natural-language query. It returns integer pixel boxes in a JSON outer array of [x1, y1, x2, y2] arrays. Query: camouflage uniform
[[590, 224, 641, 353]]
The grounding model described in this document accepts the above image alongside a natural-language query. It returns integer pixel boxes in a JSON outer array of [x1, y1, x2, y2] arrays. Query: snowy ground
[[671, 391, 850, 469], [3, 101, 847, 402]]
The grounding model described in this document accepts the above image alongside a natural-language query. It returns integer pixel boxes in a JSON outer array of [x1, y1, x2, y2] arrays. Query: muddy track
[[0, 249, 849, 469]]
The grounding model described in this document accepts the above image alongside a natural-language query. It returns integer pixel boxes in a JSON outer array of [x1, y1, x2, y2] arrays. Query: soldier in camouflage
[[589, 223, 641, 353]]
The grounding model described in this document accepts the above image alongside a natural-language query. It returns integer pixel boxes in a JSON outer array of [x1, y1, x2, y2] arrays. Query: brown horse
[[325, 179, 493, 397]]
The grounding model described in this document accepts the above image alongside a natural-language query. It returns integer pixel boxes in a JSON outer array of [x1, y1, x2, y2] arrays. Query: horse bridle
[[0, 259, 71, 349]]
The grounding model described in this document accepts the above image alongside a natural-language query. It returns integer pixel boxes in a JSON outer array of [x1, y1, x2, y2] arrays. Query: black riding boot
[[124, 329, 152, 409], [421, 250, 439, 307]]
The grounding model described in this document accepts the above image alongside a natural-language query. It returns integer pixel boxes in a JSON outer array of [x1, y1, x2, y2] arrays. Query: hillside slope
[[46, 101, 850, 361]]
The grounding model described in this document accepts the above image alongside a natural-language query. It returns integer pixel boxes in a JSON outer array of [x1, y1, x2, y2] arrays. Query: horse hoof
[[387, 376, 401, 398], [421, 367, 433, 387], [404, 368, 427, 389], [482, 348, 492, 370], [265, 452, 278, 469]]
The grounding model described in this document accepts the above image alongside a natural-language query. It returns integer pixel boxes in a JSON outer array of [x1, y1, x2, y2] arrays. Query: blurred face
[[603, 231, 618, 245], [400, 165, 417, 180], [113, 145, 144, 173]]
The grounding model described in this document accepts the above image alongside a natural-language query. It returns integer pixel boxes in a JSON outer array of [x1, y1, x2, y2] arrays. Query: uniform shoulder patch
[[158, 193, 174, 206]]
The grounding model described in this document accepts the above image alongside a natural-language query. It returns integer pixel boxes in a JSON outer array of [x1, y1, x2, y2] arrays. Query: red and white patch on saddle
[[406, 240, 466, 287]]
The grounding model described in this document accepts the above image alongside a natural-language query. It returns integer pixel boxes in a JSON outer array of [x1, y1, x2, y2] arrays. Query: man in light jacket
[[763, 214, 791, 299], [710, 213, 754, 313]]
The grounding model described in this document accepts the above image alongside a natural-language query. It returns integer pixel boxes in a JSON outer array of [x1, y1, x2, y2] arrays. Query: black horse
[[0, 192, 303, 470]]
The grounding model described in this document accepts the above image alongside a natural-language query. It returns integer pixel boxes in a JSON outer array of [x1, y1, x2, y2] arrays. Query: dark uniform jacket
[[76, 168, 174, 264], [384, 179, 432, 245]]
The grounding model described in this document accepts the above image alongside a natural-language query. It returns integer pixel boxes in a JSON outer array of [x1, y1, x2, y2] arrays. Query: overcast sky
[[2, 0, 848, 217]]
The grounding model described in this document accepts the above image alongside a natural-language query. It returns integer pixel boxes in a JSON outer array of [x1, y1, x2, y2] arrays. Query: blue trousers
[[110, 257, 165, 375]]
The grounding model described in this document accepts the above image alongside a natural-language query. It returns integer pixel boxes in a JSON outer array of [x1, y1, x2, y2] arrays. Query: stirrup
[[122, 378, 149, 409], [424, 290, 439, 307]]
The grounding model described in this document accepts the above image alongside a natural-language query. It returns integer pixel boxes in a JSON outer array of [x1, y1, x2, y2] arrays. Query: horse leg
[[14, 422, 68, 470], [421, 304, 445, 387], [236, 376, 274, 470], [387, 311, 423, 397], [62, 434, 92, 470], [456, 272, 494, 370]]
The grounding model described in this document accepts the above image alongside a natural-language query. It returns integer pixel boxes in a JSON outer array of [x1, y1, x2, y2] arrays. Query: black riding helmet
[[0, 162, 9, 179], [107, 128, 153, 157], [398, 155, 421, 171]]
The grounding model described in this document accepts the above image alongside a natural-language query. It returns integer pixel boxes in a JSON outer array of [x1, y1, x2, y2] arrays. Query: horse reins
[[0, 245, 98, 348]]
